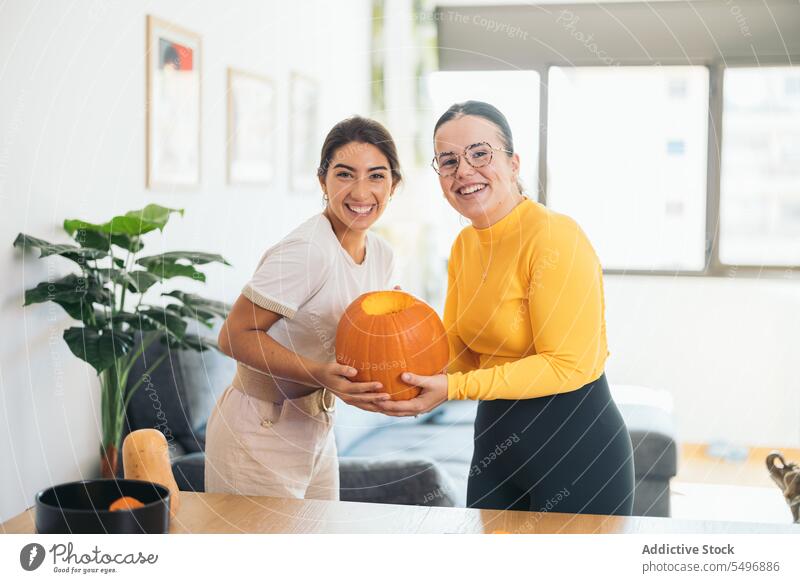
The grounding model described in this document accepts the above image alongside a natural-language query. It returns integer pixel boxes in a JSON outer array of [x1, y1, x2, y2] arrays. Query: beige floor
[[676, 444, 799, 488], [670, 443, 797, 524]]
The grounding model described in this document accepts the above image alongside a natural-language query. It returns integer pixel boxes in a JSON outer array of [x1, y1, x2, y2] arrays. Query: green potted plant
[[13, 204, 231, 478]]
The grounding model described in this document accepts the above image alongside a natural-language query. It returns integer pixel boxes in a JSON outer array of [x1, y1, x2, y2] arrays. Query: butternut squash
[[122, 429, 180, 518]]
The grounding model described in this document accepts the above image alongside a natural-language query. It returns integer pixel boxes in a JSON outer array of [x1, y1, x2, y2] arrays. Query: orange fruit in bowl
[[109, 496, 145, 512]]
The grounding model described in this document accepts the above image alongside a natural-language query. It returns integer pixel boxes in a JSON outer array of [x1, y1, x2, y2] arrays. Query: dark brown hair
[[317, 116, 402, 186], [433, 100, 515, 154]]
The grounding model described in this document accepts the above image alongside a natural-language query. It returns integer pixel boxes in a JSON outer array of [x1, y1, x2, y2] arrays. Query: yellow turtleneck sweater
[[445, 198, 609, 401]]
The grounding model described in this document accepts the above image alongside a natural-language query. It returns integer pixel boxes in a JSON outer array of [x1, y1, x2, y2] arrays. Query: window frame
[[531, 57, 800, 278]]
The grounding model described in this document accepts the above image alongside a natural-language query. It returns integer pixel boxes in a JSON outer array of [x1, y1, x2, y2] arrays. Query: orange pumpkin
[[335, 290, 449, 401]]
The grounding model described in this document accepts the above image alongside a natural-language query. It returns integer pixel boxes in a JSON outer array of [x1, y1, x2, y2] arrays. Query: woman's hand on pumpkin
[[375, 372, 448, 417], [312, 362, 390, 405]]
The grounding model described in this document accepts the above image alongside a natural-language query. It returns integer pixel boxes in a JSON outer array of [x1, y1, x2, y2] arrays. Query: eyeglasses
[[431, 142, 512, 177]]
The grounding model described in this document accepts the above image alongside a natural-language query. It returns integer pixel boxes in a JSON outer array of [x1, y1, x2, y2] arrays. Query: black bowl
[[35, 479, 170, 534]]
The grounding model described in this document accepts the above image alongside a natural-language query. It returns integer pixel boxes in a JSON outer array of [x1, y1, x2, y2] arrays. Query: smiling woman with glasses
[[377, 100, 635, 518]]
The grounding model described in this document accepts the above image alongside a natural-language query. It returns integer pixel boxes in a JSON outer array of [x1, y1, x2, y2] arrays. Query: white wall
[[604, 275, 800, 449], [0, 0, 371, 522]]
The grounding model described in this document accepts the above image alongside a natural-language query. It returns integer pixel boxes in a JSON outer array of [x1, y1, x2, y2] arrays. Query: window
[[719, 67, 800, 266], [546, 66, 710, 271]]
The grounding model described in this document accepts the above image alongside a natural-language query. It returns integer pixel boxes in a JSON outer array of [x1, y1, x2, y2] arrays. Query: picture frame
[[146, 15, 202, 189], [227, 68, 277, 186], [288, 72, 320, 193]]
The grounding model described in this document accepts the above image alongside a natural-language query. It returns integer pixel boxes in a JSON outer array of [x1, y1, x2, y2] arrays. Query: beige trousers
[[204, 385, 339, 500]]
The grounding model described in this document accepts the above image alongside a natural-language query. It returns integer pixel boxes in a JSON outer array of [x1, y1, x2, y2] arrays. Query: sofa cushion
[[338, 457, 457, 506], [611, 384, 678, 479], [342, 423, 475, 507], [123, 332, 233, 458], [633, 477, 671, 517], [123, 336, 200, 457], [172, 452, 207, 492], [175, 340, 234, 432]]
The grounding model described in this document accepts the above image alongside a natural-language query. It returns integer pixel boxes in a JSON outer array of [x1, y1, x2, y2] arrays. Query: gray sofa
[[121, 335, 677, 516]]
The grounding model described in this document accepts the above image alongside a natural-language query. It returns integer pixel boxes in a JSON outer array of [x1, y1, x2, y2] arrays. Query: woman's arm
[[219, 295, 390, 405]]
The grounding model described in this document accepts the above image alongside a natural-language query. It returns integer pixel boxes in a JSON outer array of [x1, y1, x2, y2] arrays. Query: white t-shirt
[[240, 213, 395, 392]]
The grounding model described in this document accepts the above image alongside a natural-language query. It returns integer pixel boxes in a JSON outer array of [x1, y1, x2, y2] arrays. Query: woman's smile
[[454, 181, 489, 198], [343, 201, 378, 217]]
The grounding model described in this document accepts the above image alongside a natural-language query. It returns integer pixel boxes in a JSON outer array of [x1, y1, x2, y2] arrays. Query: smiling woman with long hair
[[205, 116, 402, 500], [378, 101, 635, 516]]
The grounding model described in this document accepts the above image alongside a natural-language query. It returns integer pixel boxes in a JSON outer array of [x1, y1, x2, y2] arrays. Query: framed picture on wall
[[146, 15, 201, 189], [227, 69, 277, 186], [289, 72, 320, 193]]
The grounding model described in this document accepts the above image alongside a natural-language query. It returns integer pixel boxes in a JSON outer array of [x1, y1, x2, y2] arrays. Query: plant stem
[[118, 248, 132, 315], [100, 372, 110, 448], [120, 350, 169, 420], [100, 366, 123, 458], [90, 259, 103, 327], [121, 330, 159, 380]]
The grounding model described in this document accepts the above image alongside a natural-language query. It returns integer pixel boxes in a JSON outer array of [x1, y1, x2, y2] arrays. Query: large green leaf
[[134, 251, 230, 283], [37, 296, 108, 328], [14, 233, 108, 264], [98, 268, 160, 294], [24, 273, 111, 307], [137, 305, 188, 340], [113, 311, 160, 332], [63, 327, 134, 373], [135, 257, 206, 282], [139, 251, 231, 266], [74, 229, 144, 253], [65, 304, 108, 328], [53, 299, 91, 322], [126, 270, 160, 293], [97, 268, 127, 286], [63, 204, 183, 237], [24, 274, 110, 328], [163, 291, 230, 326]]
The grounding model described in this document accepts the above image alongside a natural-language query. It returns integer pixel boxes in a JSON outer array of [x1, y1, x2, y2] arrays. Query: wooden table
[[3, 492, 799, 534]]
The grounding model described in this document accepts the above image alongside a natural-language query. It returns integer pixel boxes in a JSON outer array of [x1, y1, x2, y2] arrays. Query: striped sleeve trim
[[241, 285, 297, 319]]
